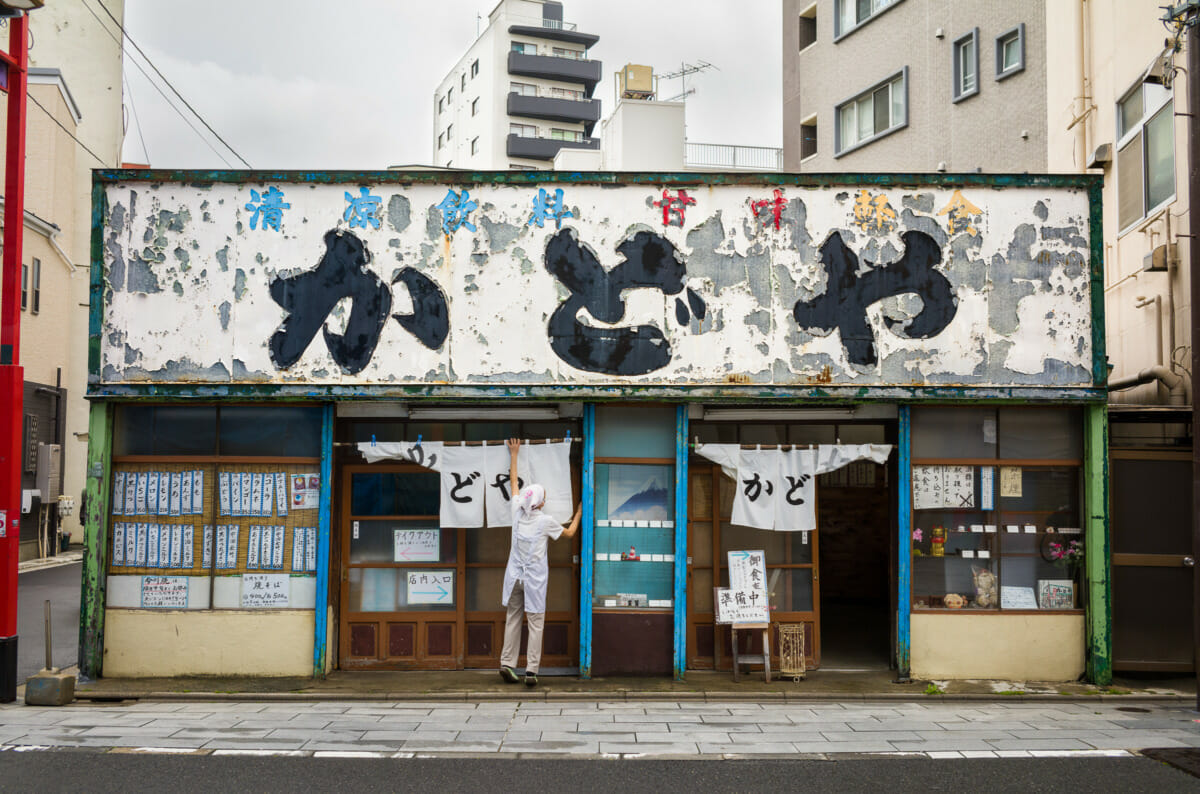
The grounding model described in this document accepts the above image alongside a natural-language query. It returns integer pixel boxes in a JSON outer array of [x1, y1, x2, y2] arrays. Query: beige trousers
[[500, 580, 545, 674]]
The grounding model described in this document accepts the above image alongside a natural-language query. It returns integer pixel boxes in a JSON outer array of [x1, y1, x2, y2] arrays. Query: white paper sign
[[394, 529, 440, 562], [305, 526, 317, 571], [141, 576, 189, 608], [241, 573, 290, 608], [715, 587, 769, 624], [247, 525, 261, 569], [406, 570, 454, 604], [728, 549, 768, 594], [1000, 585, 1039, 609], [292, 473, 321, 510], [275, 472, 288, 516], [216, 525, 228, 569], [192, 470, 204, 515], [112, 523, 126, 566], [112, 471, 127, 515], [292, 527, 305, 571], [219, 472, 231, 516]]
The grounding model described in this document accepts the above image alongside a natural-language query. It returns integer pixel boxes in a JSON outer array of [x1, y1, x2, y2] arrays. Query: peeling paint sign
[[95, 177, 1095, 389]]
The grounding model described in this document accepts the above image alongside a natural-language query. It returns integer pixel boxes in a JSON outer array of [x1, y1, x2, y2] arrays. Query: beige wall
[[103, 610, 315, 677], [1047, 0, 1191, 406], [782, 0, 1046, 172], [0, 4, 126, 543], [912, 613, 1086, 680]]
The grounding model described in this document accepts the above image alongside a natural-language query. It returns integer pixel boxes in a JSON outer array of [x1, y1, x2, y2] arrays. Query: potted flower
[[1048, 538, 1084, 575]]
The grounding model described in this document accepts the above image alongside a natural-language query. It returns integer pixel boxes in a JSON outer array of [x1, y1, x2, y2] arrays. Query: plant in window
[[1047, 538, 1084, 570]]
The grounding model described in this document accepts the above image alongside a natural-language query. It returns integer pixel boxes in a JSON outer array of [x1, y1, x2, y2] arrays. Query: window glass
[[351, 471, 439, 516], [1145, 102, 1176, 211], [838, 424, 886, 444], [856, 94, 873, 140], [911, 406, 996, 459], [219, 406, 321, 457], [595, 405, 676, 458], [998, 408, 1082, 460], [958, 37, 976, 94], [839, 103, 856, 151], [349, 520, 448, 564], [113, 405, 157, 455], [1117, 134, 1144, 230], [1001, 35, 1020, 71], [789, 424, 837, 444], [873, 84, 890, 131], [1118, 89, 1143, 138], [155, 406, 218, 455], [740, 424, 786, 444], [349, 567, 455, 612]]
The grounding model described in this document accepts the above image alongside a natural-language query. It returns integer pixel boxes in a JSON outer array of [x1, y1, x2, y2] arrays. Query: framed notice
[[1000, 585, 1039, 610], [394, 529, 439, 562], [140, 576, 189, 608], [241, 573, 290, 608], [406, 570, 454, 605], [1037, 579, 1075, 610]]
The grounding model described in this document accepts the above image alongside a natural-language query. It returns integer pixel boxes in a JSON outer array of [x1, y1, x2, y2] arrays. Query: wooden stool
[[730, 622, 771, 683]]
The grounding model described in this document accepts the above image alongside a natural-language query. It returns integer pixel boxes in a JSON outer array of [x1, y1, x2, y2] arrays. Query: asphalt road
[[0, 754, 1196, 793], [16, 563, 81, 681]]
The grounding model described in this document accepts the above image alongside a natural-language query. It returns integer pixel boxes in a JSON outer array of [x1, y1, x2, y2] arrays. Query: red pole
[[0, 12, 30, 703]]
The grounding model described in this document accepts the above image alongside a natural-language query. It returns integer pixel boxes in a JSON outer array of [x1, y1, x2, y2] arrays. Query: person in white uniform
[[500, 438, 581, 687]]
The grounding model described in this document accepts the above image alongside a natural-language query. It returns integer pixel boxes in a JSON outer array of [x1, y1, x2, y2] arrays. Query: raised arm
[[505, 438, 521, 498], [561, 503, 583, 539]]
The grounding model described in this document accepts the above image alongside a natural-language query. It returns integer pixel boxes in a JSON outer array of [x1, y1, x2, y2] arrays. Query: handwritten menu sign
[[1000, 466, 1023, 498], [393, 529, 440, 562], [140, 576, 189, 608], [717, 550, 769, 625], [913, 465, 975, 509], [241, 573, 291, 608]]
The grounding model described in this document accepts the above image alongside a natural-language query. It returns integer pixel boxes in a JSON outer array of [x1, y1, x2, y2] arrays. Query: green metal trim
[[1088, 179, 1107, 388], [88, 178, 108, 383], [85, 384, 1108, 403], [1084, 404, 1111, 685], [91, 168, 1102, 191], [78, 402, 114, 679]]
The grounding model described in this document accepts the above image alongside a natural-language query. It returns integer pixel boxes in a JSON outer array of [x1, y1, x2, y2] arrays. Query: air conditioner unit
[[36, 443, 61, 501]]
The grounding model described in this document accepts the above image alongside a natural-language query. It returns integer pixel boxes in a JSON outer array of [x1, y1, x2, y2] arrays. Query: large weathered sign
[[94, 174, 1096, 392]]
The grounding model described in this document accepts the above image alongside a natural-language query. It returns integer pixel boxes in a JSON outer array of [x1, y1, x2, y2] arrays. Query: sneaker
[[524, 672, 538, 687], [499, 666, 519, 684]]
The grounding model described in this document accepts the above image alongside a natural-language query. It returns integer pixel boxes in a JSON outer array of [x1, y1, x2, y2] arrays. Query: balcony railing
[[504, 14, 577, 31], [507, 133, 600, 161], [507, 92, 600, 132], [685, 142, 784, 171], [508, 51, 602, 93]]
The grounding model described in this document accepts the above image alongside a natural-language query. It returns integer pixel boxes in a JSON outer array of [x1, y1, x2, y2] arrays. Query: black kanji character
[[543, 228, 706, 375], [785, 473, 812, 506], [793, 230, 957, 367], [449, 471, 480, 503]]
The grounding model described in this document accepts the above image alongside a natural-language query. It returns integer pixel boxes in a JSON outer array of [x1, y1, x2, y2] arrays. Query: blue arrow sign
[[731, 551, 751, 561], [412, 584, 449, 601]]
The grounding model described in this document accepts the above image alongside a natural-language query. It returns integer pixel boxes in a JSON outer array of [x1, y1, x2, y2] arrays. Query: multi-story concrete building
[[0, 3, 126, 558], [432, 0, 601, 170], [781, 0, 1047, 172]]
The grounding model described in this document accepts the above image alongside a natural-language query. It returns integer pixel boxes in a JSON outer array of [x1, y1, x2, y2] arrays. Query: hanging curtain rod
[[690, 439, 818, 451], [334, 437, 580, 448]]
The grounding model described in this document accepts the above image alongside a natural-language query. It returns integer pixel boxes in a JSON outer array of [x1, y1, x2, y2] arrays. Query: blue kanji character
[[528, 187, 573, 229], [436, 188, 478, 234], [244, 187, 290, 232], [343, 186, 382, 230]]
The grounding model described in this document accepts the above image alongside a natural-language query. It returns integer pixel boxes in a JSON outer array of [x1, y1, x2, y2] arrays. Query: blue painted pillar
[[673, 405, 689, 680], [896, 404, 912, 682], [312, 403, 334, 678], [579, 403, 596, 679]]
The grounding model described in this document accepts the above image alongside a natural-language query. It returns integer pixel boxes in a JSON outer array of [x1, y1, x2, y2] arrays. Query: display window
[[910, 407, 1084, 612]]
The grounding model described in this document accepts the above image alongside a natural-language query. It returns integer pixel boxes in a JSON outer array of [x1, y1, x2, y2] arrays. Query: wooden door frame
[[1110, 447, 1194, 672]]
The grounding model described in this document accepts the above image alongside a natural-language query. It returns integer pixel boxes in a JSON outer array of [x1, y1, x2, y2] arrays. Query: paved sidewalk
[[1, 699, 1198, 759]]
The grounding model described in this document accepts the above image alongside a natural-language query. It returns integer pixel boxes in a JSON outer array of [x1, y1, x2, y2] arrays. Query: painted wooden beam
[[78, 402, 113, 679], [579, 403, 595, 679], [896, 404, 912, 681], [312, 404, 334, 677], [673, 404, 689, 681], [1084, 404, 1111, 685]]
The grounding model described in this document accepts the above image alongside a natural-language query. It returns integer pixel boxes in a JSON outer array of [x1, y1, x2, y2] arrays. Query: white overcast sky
[[118, 0, 782, 170]]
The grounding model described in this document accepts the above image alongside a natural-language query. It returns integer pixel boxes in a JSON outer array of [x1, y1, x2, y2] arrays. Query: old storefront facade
[[79, 171, 1109, 683]]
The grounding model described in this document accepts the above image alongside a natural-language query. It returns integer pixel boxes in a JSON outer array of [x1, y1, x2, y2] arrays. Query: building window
[[437, 132, 444, 150], [446, 123, 453, 141], [30, 258, 39, 314], [835, 69, 907, 156], [471, 137, 479, 155], [460, 74, 466, 91], [437, 97, 444, 115], [471, 97, 479, 116], [800, 115, 818, 160], [471, 59, 479, 78], [552, 46, 583, 60], [550, 128, 583, 142], [510, 123, 537, 138], [21, 262, 27, 311], [834, 0, 901, 39], [910, 407, 1084, 613], [509, 164, 538, 170], [952, 28, 979, 103], [510, 81, 537, 96], [995, 24, 1025, 80], [1117, 79, 1175, 232], [549, 86, 583, 101], [511, 42, 537, 55], [798, 3, 817, 51]]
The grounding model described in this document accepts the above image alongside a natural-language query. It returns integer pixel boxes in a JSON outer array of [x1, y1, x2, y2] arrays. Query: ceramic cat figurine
[[972, 565, 997, 608]]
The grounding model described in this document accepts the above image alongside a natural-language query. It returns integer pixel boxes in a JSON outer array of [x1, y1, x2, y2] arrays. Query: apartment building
[[432, 0, 601, 170], [781, 0, 1047, 172]]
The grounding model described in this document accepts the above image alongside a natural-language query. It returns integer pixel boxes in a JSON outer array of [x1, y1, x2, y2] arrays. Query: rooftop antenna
[[660, 60, 717, 103]]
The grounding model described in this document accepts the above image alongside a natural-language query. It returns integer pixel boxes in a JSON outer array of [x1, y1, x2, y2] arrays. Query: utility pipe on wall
[[1108, 365, 1187, 405]]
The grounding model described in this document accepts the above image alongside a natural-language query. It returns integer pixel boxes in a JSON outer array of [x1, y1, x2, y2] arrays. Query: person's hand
[[506, 438, 521, 455]]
